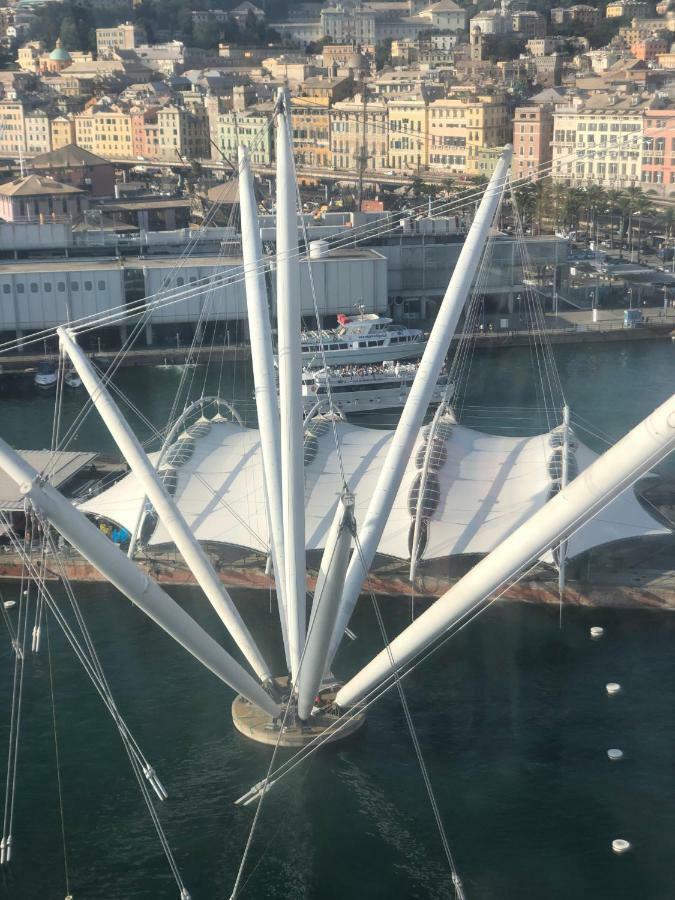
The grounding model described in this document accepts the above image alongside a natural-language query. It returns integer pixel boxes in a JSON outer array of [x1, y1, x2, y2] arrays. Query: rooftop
[[30, 144, 113, 170], [0, 174, 84, 198]]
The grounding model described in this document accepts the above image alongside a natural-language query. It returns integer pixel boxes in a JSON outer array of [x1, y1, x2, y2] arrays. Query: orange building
[[630, 34, 669, 60], [512, 104, 554, 183]]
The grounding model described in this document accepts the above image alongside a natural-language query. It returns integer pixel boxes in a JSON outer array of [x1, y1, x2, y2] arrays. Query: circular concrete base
[[232, 677, 366, 748]]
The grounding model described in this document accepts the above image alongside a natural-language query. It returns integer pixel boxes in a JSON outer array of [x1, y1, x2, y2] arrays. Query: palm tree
[[604, 189, 624, 252], [619, 186, 645, 261], [582, 185, 608, 244]]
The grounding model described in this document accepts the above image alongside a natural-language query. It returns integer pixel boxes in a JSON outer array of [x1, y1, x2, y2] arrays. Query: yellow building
[[428, 93, 509, 175], [0, 103, 26, 157], [606, 0, 648, 17], [157, 101, 210, 161], [291, 98, 332, 169], [75, 107, 135, 158], [24, 111, 52, 155], [51, 116, 77, 150], [330, 95, 388, 172], [387, 96, 428, 174]]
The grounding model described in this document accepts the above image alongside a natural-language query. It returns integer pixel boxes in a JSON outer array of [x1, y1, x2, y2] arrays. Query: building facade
[[512, 104, 554, 183]]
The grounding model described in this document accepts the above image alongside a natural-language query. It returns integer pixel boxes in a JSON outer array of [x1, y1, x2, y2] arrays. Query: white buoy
[[606, 682, 622, 695], [590, 626, 604, 640], [612, 839, 631, 855], [3, 600, 15, 609], [607, 748, 624, 761]]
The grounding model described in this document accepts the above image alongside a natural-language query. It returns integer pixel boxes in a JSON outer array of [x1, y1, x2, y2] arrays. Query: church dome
[[49, 39, 71, 62]]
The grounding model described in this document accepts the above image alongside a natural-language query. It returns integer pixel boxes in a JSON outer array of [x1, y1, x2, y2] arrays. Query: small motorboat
[[64, 369, 82, 389], [34, 361, 57, 390]]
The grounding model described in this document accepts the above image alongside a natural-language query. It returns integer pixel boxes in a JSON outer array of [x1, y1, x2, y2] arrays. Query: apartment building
[[428, 94, 509, 175], [291, 98, 332, 168], [96, 23, 142, 55], [157, 101, 210, 161], [0, 102, 26, 156], [24, 110, 52, 155], [330, 96, 389, 171], [51, 115, 76, 150], [209, 102, 275, 165], [388, 96, 428, 173], [551, 95, 648, 189], [512, 104, 554, 183], [551, 5, 600, 24], [606, 0, 648, 17], [642, 108, 675, 196], [75, 107, 135, 159]]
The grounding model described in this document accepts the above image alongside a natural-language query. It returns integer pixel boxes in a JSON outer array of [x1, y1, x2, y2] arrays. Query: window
[[44, 282, 52, 293], [84, 280, 92, 291], [57, 282, 65, 292], [2, 284, 9, 294], [16, 283, 24, 293], [70, 281, 79, 291]]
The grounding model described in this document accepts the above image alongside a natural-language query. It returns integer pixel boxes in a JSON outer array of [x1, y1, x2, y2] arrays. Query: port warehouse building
[[0, 220, 567, 347]]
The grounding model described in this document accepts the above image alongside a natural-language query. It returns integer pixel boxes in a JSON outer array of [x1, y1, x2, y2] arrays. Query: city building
[[208, 102, 275, 165], [0, 102, 26, 158], [606, 0, 648, 18], [512, 10, 546, 37], [642, 107, 675, 196], [551, 94, 648, 188], [0, 174, 87, 222], [387, 95, 428, 173], [551, 5, 601, 25], [24, 110, 52, 155], [30, 144, 115, 197], [50, 116, 77, 151], [469, 2, 513, 36], [428, 93, 509, 175], [96, 22, 144, 56], [291, 98, 332, 168], [330, 95, 389, 171], [413, 0, 467, 32], [512, 103, 554, 182]]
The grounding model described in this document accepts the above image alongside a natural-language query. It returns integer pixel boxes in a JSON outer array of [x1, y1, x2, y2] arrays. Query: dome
[[49, 39, 71, 62]]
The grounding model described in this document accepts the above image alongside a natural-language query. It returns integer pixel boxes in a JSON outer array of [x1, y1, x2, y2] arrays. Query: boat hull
[[303, 381, 447, 414], [300, 339, 426, 368]]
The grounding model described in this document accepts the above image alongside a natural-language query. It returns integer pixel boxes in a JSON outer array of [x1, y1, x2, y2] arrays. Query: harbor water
[[0, 340, 673, 899]]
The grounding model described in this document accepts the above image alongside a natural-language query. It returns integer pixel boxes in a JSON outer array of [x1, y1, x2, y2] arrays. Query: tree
[[59, 16, 80, 51]]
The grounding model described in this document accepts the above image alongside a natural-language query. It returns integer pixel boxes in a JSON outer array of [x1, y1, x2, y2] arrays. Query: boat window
[[2, 284, 9, 294], [339, 343, 348, 349], [84, 280, 93, 291], [44, 282, 52, 293], [70, 281, 79, 291], [16, 284, 24, 294], [57, 282, 65, 292], [98, 280, 105, 291], [30, 282, 38, 293]]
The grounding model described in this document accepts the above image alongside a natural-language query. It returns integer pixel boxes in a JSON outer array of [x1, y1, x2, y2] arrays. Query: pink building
[[512, 104, 554, 183], [642, 108, 675, 197], [131, 107, 160, 159]]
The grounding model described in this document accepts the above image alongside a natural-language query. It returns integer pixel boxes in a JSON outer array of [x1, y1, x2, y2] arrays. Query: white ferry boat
[[298, 312, 426, 367], [301, 361, 451, 415]]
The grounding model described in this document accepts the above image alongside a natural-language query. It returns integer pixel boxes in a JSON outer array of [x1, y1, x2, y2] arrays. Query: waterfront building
[[512, 103, 554, 183], [387, 95, 428, 173], [330, 95, 389, 171], [290, 98, 332, 168], [30, 144, 115, 197], [551, 94, 648, 188], [0, 174, 87, 222], [428, 93, 509, 175], [641, 107, 675, 197], [208, 101, 275, 165], [75, 106, 135, 159], [157, 100, 210, 161], [24, 110, 52, 155]]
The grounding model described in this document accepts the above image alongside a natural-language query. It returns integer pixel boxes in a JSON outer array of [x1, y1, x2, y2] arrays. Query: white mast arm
[[57, 326, 272, 684], [337, 393, 675, 708], [327, 144, 513, 665], [275, 89, 306, 681], [296, 492, 355, 720], [0, 436, 280, 717], [238, 143, 291, 670], [558, 403, 570, 596]]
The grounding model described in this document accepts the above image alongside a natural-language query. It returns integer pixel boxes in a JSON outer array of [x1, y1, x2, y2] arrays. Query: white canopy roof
[[78, 419, 669, 561]]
